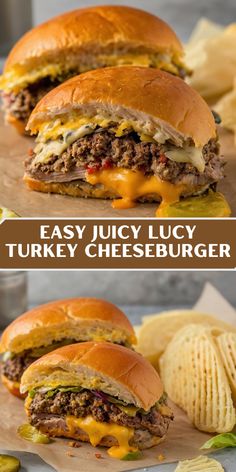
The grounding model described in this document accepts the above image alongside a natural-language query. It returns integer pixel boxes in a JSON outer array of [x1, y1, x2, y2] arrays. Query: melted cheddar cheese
[[66, 415, 137, 459], [86, 168, 186, 216], [0, 52, 185, 93]]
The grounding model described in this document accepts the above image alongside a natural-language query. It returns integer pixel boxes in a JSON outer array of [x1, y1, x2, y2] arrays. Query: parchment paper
[[0, 112, 235, 217], [0, 283, 236, 471]]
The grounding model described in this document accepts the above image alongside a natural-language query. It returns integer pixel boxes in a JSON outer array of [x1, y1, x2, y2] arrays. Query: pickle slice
[[121, 450, 142, 460], [157, 191, 231, 218], [17, 424, 51, 444], [0, 208, 19, 220], [0, 454, 20, 472]]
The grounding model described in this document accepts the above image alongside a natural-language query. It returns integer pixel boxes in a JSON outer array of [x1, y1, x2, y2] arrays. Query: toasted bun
[[23, 172, 210, 201], [4, 6, 182, 74], [27, 67, 216, 147], [21, 342, 163, 410], [0, 298, 136, 354], [1, 374, 25, 399]]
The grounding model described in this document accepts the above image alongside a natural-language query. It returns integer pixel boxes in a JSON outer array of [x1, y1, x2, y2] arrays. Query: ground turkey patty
[[2, 77, 61, 124], [25, 129, 224, 188], [29, 390, 173, 438], [2, 353, 34, 382]]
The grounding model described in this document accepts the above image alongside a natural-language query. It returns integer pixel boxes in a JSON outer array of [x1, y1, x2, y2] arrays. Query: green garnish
[[201, 433, 236, 450], [18, 424, 51, 444], [45, 386, 82, 398], [0, 454, 21, 472], [121, 450, 142, 460]]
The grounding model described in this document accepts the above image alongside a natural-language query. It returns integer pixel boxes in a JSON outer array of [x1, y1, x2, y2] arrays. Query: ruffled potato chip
[[216, 332, 236, 403], [136, 310, 236, 369], [160, 324, 236, 432], [174, 455, 224, 471]]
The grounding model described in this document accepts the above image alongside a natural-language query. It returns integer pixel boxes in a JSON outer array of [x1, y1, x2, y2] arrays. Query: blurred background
[[0, 270, 235, 329], [0, 0, 236, 56]]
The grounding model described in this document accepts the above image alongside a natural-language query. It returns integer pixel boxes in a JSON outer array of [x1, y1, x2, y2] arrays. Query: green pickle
[[0, 454, 21, 472], [0, 208, 19, 220], [17, 424, 51, 444], [157, 191, 231, 218], [121, 450, 142, 460]]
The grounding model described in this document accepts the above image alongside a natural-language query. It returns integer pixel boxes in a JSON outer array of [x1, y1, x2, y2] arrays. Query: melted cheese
[[86, 168, 185, 216], [0, 52, 182, 93], [66, 415, 136, 459], [0, 64, 62, 93], [165, 146, 205, 173]]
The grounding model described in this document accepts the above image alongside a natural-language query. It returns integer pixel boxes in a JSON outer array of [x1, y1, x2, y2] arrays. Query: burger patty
[[1, 77, 61, 124], [25, 130, 224, 187], [29, 390, 173, 437], [2, 353, 34, 382]]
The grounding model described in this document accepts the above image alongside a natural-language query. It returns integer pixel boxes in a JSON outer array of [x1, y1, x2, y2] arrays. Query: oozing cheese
[[86, 168, 186, 216], [66, 415, 137, 459]]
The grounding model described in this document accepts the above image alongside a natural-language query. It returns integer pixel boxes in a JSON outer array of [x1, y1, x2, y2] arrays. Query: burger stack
[[0, 297, 173, 460], [0, 5, 230, 217]]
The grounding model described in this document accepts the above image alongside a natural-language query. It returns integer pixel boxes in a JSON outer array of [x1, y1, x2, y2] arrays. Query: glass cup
[[0, 271, 28, 329]]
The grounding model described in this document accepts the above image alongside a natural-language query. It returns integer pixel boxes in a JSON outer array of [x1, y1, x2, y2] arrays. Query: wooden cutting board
[[0, 112, 235, 217]]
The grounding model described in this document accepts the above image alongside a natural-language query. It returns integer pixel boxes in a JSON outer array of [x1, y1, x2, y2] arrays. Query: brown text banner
[[0, 219, 235, 269]]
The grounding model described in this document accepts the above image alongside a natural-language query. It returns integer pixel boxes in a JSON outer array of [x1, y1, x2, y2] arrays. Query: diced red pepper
[[159, 153, 167, 164]]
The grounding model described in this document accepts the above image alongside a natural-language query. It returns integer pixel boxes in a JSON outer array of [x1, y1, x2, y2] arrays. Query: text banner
[[0, 219, 235, 269]]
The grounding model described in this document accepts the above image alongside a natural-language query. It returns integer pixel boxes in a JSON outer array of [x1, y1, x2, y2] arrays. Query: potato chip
[[216, 332, 236, 403], [160, 324, 236, 432], [185, 19, 236, 101], [215, 79, 236, 145], [136, 310, 235, 368], [174, 455, 224, 471]]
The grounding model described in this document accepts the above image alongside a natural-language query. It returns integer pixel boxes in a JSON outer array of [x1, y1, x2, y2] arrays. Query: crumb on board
[[68, 441, 81, 448], [95, 453, 103, 459], [157, 454, 165, 462], [66, 451, 75, 457]]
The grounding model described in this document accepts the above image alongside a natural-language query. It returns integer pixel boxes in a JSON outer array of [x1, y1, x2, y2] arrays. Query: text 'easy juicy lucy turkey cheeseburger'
[[0, 5, 188, 133], [24, 66, 230, 217], [0, 298, 136, 398], [20, 342, 173, 459]]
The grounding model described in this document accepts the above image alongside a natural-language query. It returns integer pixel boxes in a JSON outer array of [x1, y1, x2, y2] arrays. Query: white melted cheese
[[32, 116, 204, 173], [33, 123, 96, 164], [165, 146, 205, 173]]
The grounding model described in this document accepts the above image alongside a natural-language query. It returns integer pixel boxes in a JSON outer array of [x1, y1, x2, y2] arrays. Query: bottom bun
[[36, 418, 165, 449], [7, 114, 27, 135], [24, 175, 209, 203], [1, 374, 25, 399]]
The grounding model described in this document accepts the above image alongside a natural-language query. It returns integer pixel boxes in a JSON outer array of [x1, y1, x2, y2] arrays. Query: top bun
[[28, 67, 216, 148], [21, 341, 163, 410], [4, 6, 182, 73], [0, 298, 136, 354]]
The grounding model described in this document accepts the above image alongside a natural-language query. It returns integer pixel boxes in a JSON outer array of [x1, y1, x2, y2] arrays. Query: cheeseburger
[[21, 342, 173, 459], [25, 66, 229, 217], [0, 298, 135, 398], [0, 5, 188, 133]]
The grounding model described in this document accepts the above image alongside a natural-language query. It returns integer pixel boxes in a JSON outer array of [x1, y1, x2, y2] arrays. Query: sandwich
[[0, 298, 135, 398], [0, 5, 188, 133], [24, 66, 230, 217], [20, 341, 173, 459]]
